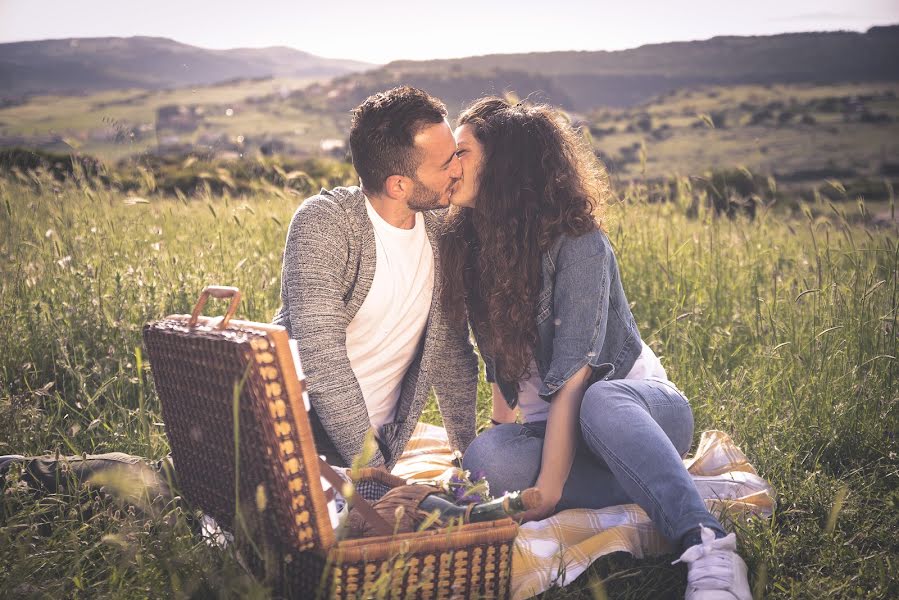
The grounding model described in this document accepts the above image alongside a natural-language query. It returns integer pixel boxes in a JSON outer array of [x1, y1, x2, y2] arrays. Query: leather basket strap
[[317, 457, 393, 537]]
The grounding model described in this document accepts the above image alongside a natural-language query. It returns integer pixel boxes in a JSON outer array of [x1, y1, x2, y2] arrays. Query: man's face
[[406, 120, 462, 211]]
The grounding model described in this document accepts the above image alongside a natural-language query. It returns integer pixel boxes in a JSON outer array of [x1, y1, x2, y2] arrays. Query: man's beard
[[407, 176, 449, 211]]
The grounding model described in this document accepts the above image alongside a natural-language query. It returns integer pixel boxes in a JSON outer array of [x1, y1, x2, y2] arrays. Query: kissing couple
[[272, 86, 751, 600], [2, 86, 750, 600]]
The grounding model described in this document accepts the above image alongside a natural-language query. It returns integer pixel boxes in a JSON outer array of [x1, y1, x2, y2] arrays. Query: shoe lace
[[673, 535, 735, 590]]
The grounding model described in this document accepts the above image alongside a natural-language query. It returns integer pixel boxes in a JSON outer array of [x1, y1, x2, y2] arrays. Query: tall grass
[[1, 171, 896, 599]]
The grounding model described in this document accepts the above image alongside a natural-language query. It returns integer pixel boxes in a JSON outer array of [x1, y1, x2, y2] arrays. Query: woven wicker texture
[[143, 299, 517, 599], [331, 520, 516, 599], [346, 484, 439, 538], [142, 318, 332, 554]]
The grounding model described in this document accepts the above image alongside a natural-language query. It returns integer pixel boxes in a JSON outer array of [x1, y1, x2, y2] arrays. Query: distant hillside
[[301, 25, 899, 112], [0, 36, 375, 96]]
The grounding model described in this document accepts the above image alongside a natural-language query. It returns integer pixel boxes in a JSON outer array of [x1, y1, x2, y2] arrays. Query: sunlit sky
[[1, 0, 897, 64]]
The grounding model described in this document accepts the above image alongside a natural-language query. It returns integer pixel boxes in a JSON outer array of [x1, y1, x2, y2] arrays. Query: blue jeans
[[462, 377, 726, 550]]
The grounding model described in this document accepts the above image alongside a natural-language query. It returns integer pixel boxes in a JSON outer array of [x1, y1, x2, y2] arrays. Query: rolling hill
[[0, 36, 375, 97], [1, 25, 898, 195], [299, 25, 899, 112]]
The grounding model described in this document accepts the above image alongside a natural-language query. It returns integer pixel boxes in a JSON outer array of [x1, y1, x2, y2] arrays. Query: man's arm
[[430, 315, 479, 455], [280, 196, 385, 467]]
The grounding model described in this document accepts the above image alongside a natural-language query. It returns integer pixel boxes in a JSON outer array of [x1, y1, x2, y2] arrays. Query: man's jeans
[[462, 377, 726, 550], [0, 452, 176, 515]]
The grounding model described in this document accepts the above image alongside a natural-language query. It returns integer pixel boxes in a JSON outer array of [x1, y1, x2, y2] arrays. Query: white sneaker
[[672, 525, 751, 600]]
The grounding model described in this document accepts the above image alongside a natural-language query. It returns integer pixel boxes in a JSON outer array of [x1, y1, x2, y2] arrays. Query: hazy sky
[[1, 0, 896, 64]]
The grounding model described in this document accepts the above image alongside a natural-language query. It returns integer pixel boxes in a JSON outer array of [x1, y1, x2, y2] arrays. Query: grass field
[[0, 77, 336, 162], [4, 80, 899, 195], [586, 82, 899, 188], [0, 169, 897, 599]]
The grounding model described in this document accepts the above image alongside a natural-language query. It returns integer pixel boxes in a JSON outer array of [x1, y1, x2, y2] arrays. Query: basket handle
[[318, 458, 393, 537], [188, 286, 242, 329]]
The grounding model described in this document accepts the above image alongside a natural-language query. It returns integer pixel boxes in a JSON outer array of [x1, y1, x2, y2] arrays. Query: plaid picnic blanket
[[392, 423, 775, 600]]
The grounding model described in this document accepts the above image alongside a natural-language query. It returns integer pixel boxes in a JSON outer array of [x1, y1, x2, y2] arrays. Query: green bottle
[[417, 488, 541, 524], [469, 488, 541, 522]]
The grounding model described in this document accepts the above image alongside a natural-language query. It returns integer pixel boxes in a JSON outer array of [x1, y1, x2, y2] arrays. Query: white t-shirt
[[345, 200, 434, 430], [517, 340, 669, 423]]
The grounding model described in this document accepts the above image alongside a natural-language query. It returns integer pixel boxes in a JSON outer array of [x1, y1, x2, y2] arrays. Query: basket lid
[[142, 289, 337, 554]]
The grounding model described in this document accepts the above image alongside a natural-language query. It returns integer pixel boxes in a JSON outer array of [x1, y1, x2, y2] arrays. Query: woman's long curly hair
[[441, 97, 610, 385]]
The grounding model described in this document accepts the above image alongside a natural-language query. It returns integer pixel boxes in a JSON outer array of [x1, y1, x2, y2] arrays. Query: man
[[1, 86, 478, 493], [273, 85, 477, 469]]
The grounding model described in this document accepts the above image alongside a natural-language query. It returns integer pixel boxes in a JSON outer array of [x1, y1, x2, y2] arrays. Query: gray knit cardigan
[[272, 186, 478, 469]]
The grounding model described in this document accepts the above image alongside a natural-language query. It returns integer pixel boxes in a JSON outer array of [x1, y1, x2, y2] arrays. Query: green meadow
[[0, 77, 338, 162], [4, 80, 899, 204], [0, 162, 897, 599], [585, 83, 899, 196]]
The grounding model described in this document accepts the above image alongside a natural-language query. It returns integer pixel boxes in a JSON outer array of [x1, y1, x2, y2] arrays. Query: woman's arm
[[518, 363, 593, 522], [518, 233, 612, 520], [491, 383, 518, 424]]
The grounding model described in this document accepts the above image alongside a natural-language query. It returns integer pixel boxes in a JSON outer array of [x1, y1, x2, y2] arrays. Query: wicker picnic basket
[[142, 286, 517, 599]]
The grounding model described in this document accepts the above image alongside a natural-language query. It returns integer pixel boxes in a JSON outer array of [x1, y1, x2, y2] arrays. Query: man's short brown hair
[[349, 86, 447, 194]]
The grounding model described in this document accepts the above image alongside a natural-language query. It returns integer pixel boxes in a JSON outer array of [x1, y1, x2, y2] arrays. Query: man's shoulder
[[289, 185, 367, 234], [297, 185, 364, 216], [421, 208, 450, 236], [423, 207, 449, 220]]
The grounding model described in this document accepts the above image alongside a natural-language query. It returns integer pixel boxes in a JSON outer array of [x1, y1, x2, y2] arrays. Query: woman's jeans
[[462, 377, 726, 550]]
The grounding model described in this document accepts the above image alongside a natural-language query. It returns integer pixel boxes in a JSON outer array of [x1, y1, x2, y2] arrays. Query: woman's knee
[[462, 425, 542, 495], [580, 379, 694, 456], [667, 399, 695, 456], [644, 381, 695, 455], [461, 425, 517, 476]]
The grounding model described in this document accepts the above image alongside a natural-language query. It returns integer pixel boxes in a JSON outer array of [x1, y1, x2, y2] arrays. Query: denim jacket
[[480, 229, 643, 407]]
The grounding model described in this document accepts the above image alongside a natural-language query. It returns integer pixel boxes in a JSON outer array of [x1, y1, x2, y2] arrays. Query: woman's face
[[451, 124, 484, 208]]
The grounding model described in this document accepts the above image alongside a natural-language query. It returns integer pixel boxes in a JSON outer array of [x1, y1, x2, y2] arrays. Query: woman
[[441, 97, 751, 600]]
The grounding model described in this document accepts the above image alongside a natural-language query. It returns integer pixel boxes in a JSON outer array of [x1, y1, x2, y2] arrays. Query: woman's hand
[[515, 485, 562, 523]]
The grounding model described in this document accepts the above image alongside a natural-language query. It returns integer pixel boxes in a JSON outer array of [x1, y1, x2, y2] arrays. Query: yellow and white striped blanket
[[392, 423, 775, 600]]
